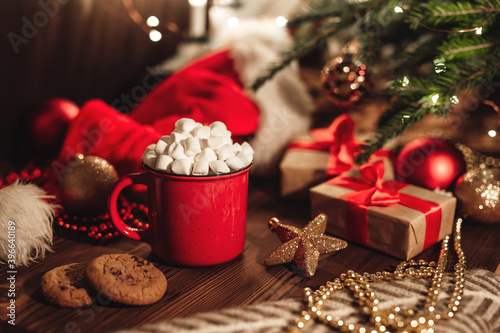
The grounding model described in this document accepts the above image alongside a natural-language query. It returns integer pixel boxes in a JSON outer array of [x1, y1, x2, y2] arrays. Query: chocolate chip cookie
[[41, 262, 93, 308], [86, 254, 167, 306]]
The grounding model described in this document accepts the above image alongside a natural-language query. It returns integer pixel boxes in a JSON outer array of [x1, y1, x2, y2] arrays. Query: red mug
[[109, 164, 251, 266]]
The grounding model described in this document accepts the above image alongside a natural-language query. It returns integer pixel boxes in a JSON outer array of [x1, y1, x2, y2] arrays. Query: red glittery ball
[[321, 47, 370, 108], [395, 137, 466, 190]]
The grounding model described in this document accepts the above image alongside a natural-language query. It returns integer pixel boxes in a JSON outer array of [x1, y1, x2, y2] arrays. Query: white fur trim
[[215, 19, 313, 175], [0, 181, 57, 267]]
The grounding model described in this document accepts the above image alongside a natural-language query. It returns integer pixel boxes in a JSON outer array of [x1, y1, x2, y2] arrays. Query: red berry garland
[[53, 198, 149, 240], [0, 164, 148, 241]]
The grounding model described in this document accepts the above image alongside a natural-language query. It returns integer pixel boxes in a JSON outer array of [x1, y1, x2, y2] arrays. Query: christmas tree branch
[[250, 15, 358, 91], [249, 0, 500, 164], [449, 61, 500, 91], [444, 42, 500, 54], [287, 0, 357, 25], [405, 1, 500, 31], [250, 24, 338, 91]]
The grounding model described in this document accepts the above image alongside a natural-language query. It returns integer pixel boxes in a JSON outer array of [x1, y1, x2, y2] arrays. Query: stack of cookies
[[41, 254, 167, 307]]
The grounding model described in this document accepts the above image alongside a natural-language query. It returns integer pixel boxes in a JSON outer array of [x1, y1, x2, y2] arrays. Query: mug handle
[[108, 172, 149, 241]]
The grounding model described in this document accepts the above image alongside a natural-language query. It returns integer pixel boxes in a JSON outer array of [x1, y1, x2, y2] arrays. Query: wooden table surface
[[1, 176, 499, 333]]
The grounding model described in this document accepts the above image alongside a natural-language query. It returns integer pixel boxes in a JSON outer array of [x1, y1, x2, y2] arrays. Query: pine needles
[[250, 0, 500, 163]]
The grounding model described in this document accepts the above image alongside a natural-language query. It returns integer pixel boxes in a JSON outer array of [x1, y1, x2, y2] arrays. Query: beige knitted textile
[[115, 270, 500, 333]]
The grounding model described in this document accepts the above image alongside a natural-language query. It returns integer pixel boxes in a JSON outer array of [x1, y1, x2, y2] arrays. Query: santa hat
[[56, 19, 312, 177], [215, 19, 313, 175]]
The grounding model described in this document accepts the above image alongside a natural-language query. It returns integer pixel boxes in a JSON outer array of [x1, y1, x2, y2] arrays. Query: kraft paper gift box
[[310, 160, 456, 260], [280, 114, 360, 197]]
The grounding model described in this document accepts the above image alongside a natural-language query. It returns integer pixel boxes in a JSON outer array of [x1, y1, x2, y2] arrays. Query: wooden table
[[1, 176, 499, 333]]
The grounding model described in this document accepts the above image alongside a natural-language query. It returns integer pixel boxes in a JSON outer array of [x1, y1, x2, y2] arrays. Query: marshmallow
[[183, 137, 202, 156], [155, 154, 173, 171], [143, 144, 156, 156], [192, 160, 209, 176], [209, 121, 227, 137], [217, 145, 235, 161], [174, 118, 197, 133], [237, 150, 253, 167], [192, 125, 211, 139], [169, 131, 191, 144], [226, 156, 245, 171], [143, 151, 157, 169], [155, 139, 168, 155], [207, 136, 224, 150], [167, 142, 187, 160], [142, 118, 253, 175], [192, 121, 202, 130], [241, 142, 254, 155], [231, 142, 242, 155], [209, 160, 230, 175], [170, 159, 193, 175], [195, 147, 217, 162], [199, 138, 208, 150], [222, 136, 233, 146]]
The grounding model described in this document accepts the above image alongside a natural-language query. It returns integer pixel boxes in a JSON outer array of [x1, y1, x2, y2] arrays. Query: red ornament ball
[[28, 98, 79, 155], [395, 137, 466, 190]]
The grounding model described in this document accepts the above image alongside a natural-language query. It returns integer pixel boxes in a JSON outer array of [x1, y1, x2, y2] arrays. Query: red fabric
[[288, 114, 360, 176], [328, 160, 442, 248], [130, 49, 260, 139], [56, 100, 161, 177], [51, 49, 263, 181]]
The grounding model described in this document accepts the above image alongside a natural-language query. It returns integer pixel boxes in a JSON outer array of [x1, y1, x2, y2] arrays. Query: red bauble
[[321, 43, 370, 108], [28, 98, 79, 155], [395, 137, 466, 190]]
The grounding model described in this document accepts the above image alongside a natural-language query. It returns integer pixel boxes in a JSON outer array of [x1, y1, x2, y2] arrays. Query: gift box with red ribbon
[[280, 114, 391, 197], [310, 160, 456, 259]]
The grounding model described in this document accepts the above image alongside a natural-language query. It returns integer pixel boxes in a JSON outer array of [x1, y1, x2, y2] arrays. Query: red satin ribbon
[[328, 161, 442, 249], [288, 114, 360, 176]]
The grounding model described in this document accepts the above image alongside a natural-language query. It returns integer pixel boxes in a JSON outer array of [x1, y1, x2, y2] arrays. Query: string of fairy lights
[[394, 3, 500, 138], [120, 0, 290, 42]]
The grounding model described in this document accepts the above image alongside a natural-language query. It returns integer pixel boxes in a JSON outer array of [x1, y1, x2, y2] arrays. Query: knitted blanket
[[115, 270, 500, 333]]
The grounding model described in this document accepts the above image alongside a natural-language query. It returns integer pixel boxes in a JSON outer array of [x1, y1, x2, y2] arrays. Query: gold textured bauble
[[454, 166, 500, 224], [59, 154, 119, 216]]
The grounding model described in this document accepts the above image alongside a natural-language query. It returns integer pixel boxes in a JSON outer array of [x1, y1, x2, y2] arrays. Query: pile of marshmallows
[[142, 118, 254, 176]]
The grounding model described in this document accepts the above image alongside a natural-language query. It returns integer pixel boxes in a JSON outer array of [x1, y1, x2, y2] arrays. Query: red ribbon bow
[[289, 114, 360, 176], [328, 160, 442, 249], [333, 160, 400, 206]]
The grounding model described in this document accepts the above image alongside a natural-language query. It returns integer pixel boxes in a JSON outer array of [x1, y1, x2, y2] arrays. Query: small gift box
[[310, 160, 456, 260], [280, 114, 391, 197], [280, 114, 360, 197]]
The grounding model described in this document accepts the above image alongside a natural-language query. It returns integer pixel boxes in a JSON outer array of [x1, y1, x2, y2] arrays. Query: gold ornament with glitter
[[265, 214, 348, 277], [454, 166, 500, 224], [59, 154, 119, 216]]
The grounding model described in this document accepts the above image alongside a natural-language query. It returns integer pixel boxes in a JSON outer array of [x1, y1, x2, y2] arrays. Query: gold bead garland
[[286, 218, 466, 333]]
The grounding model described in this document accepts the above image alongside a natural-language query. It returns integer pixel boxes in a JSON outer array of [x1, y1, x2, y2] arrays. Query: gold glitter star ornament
[[265, 214, 348, 277]]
